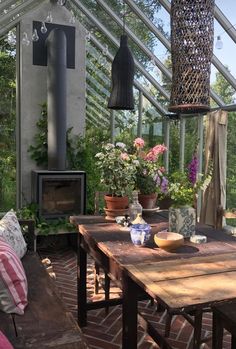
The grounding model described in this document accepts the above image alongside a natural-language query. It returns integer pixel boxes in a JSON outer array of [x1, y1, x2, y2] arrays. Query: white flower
[[95, 152, 103, 158], [116, 142, 126, 149], [133, 159, 140, 166], [104, 143, 115, 150]]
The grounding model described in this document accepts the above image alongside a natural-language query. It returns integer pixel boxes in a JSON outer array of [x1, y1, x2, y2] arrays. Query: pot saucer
[[104, 208, 129, 220]]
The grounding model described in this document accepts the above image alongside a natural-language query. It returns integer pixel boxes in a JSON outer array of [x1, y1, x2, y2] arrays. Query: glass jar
[[129, 191, 142, 223]]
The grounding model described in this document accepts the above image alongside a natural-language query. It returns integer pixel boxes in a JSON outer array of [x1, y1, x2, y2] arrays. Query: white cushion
[[0, 211, 27, 259]]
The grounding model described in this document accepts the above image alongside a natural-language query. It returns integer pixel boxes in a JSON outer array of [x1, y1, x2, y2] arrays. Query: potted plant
[[168, 153, 212, 237], [95, 142, 137, 212], [133, 138, 168, 209]]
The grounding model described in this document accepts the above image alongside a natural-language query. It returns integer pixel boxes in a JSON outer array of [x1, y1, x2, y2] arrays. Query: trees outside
[[0, 33, 16, 211], [212, 71, 236, 210]]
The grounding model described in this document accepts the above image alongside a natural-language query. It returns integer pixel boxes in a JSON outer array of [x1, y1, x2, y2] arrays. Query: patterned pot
[[169, 206, 196, 238]]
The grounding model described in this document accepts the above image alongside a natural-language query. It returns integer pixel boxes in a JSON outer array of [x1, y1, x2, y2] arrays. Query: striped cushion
[[0, 331, 14, 349], [0, 239, 28, 315], [0, 210, 27, 259]]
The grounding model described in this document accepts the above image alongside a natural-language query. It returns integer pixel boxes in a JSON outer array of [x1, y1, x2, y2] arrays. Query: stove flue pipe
[[46, 28, 67, 170]]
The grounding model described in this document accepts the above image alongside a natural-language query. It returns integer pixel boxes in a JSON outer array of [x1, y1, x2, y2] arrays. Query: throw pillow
[[0, 331, 14, 349], [0, 210, 27, 258], [0, 239, 28, 315]]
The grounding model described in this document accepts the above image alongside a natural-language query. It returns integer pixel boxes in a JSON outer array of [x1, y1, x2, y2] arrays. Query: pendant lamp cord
[[122, 0, 126, 34]]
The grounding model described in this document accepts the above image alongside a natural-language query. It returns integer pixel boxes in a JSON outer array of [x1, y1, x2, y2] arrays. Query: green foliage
[[168, 165, 212, 208], [0, 34, 16, 211], [28, 103, 48, 166], [212, 70, 235, 105], [95, 142, 137, 197], [168, 171, 196, 207], [67, 126, 110, 212], [136, 175, 157, 195], [16, 203, 74, 235]]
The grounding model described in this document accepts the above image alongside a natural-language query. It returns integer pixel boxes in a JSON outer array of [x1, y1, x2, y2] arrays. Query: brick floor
[[39, 246, 232, 349]]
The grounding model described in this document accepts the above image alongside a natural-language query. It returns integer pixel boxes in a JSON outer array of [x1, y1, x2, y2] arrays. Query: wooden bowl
[[154, 232, 184, 251]]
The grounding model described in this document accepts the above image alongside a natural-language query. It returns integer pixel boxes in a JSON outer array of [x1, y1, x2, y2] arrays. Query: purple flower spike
[[161, 176, 168, 193], [188, 154, 199, 185]]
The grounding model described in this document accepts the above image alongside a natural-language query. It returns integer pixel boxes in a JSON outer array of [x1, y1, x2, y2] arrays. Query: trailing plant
[[28, 103, 80, 169], [28, 103, 48, 166], [16, 203, 74, 235]]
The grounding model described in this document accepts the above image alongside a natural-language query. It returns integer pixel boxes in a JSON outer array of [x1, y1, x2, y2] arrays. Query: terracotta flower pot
[[138, 193, 157, 209], [157, 196, 173, 209], [104, 195, 129, 210]]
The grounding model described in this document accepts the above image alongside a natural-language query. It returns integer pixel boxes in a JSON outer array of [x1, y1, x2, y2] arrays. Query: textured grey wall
[[17, 1, 86, 206]]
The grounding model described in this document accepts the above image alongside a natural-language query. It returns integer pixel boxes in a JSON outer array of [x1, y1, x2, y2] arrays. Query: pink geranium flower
[[134, 138, 145, 149], [135, 140, 168, 195], [120, 152, 129, 161], [144, 150, 157, 162], [152, 144, 168, 156]]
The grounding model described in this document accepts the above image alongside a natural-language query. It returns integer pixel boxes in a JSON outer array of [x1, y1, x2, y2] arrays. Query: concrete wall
[[17, 0, 86, 206]]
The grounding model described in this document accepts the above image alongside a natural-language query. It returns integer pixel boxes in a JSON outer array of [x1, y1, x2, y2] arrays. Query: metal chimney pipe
[[46, 28, 67, 170]]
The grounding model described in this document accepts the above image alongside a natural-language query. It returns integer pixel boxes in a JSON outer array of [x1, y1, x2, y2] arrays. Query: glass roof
[[1, 0, 236, 125]]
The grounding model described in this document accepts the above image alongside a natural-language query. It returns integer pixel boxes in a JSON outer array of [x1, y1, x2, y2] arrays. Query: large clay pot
[[138, 193, 157, 209], [104, 195, 129, 210]]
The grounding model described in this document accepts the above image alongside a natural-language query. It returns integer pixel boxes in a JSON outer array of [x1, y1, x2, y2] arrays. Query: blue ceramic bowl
[[130, 223, 151, 246]]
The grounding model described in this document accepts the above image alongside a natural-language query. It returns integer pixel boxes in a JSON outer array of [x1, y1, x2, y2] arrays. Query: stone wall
[[17, 0, 86, 206]]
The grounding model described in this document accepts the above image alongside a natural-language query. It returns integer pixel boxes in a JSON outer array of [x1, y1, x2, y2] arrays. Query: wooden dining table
[[70, 213, 236, 349]]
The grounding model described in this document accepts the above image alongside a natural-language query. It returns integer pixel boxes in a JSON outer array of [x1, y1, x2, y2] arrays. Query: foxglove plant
[[187, 153, 199, 185], [168, 154, 212, 208]]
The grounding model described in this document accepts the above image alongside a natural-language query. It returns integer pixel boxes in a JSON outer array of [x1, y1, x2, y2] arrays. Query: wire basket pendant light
[[108, 2, 135, 110], [169, 0, 215, 114]]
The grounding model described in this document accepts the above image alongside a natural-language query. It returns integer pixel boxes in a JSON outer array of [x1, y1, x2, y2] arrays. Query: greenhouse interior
[[0, 0, 236, 348]]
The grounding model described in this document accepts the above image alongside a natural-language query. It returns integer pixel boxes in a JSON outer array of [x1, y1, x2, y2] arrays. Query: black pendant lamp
[[108, 6, 134, 110]]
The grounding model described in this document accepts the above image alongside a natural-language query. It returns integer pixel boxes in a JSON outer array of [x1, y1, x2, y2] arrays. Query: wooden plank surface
[[150, 271, 236, 309], [125, 253, 236, 309], [13, 253, 89, 349], [126, 252, 236, 282], [79, 222, 236, 266], [13, 328, 88, 349]]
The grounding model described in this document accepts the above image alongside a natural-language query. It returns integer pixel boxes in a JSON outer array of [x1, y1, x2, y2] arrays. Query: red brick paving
[[39, 247, 232, 349]]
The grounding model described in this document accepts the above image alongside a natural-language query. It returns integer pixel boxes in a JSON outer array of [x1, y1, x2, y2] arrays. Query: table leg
[[192, 310, 202, 349], [104, 272, 110, 315], [232, 335, 236, 349], [122, 272, 138, 349], [77, 233, 87, 327], [212, 312, 224, 349]]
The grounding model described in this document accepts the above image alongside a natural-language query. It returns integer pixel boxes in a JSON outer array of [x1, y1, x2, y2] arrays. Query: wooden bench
[[0, 220, 89, 349], [212, 300, 236, 349]]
